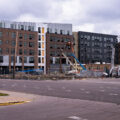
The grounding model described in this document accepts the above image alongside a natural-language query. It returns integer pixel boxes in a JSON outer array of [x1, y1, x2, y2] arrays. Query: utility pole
[[109, 46, 115, 75], [59, 50, 62, 73], [13, 31, 18, 79]]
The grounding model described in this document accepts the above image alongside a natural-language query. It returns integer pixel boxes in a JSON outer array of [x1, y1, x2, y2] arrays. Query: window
[[28, 26, 31, 31], [10, 24, 14, 29], [38, 42, 41, 48], [24, 57, 27, 63], [29, 57, 34, 63], [50, 37, 53, 41], [29, 50, 34, 55], [67, 31, 70, 35], [55, 58, 60, 64], [42, 50, 44, 56], [42, 43, 44, 48], [19, 49, 22, 55], [92, 36, 95, 40], [6, 40, 9, 44], [0, 48, 2, 54], [29, 42, 34, 47], [24, 42, 27, 47], [29, 34, 34, 40], [49, 28, 52, 33], [19, 33, 23, 39], [21, 25, 24, 30], [0, 32, 2, 37], [24, 34, 27, 40], [11, 56, 14, 63], [38, 57, 41, 63], [6, 32, 9, 36], [0, 40, 2, 45], [50, 45, 53, 49], [50, 58, 53, 64], [11, 48, 15, 54], [60, 30, 62, 34], [38, 27, 41, 33], [19, 41, 22, 47], [42, 28, 44, 34], [38, 50, 41, 56], [0, 56, 3, 63], [31, 26, 34, 31], [38, 35, 41, 41], [47, 28, 49, 33], [104, 37, 107, 42], [42, 57, 44, 63], [19, 57, 22, 63], [11, 40, 16, 46], [24, 49, 27, 55], [42, 35, 44, 41], [6, 48, 9, 54], [11, 32, 16, 39], [62, 30, 65, 34], [57, 38, 61, 42], [55, 29, 57, 34], [0, 23, 2, 28]]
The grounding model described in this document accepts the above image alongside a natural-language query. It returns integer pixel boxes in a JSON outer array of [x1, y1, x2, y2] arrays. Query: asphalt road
[[0, 78, 120, 104], [0, 78, 120, 120]]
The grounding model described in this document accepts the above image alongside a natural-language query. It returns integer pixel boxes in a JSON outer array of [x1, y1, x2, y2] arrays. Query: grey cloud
[[0, 0, 120, 35]]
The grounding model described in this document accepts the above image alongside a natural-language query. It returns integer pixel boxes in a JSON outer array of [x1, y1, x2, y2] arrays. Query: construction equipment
[[61, 41, 87, 72], [70, 53, 87, 71], [109, 46, 120, 77]]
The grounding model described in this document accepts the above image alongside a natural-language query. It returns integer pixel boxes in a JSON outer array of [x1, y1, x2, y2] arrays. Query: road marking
[[47, 86, 53, 90], [81, 89, 85, 91], [85, 91, 90, 94], [100, 90, 105, 92], [68, 116, 88, 120], [11, 83, 17, 87], [109, 93, 118, 96], [66, 89, 71, 92]]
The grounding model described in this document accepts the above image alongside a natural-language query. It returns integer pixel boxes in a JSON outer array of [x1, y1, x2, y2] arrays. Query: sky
[[0, 0, 120, 35]]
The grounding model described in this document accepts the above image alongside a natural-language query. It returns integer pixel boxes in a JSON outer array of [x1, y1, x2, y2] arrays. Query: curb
[[0, 100, 31, 106]]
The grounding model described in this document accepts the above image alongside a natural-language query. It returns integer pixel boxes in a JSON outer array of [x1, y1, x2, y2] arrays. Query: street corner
[[0, 90, 36, 106]]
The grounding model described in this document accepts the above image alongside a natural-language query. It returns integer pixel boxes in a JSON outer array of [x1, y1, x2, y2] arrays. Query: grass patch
[[0, 101, 26, 106], [0, 93, 9, 96]]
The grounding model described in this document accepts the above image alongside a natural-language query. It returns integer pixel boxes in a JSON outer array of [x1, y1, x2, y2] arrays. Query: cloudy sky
[[0, 0, 120, 35]]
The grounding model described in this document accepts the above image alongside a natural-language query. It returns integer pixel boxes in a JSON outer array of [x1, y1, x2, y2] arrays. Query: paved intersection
[[0, 78, 120, 120]]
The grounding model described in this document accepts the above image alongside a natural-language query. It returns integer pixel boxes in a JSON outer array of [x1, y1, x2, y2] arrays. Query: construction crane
[[61, 41, 87, 71]]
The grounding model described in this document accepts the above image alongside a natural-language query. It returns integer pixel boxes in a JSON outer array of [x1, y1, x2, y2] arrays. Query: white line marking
[[66, 89, 71, 92], [85, 91, 90, 94], [81, 89, 85, 91], [100, 90, 105, 92], [109, 93, 118, 96], [68, 116, 88, 120]]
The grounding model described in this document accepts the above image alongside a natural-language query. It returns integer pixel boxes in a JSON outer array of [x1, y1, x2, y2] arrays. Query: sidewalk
[[0, 90, 37, 105]]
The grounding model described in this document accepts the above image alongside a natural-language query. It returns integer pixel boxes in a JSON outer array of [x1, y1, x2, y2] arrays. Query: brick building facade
[[46, 33, 73, 73], [0, 28, 38, 74]]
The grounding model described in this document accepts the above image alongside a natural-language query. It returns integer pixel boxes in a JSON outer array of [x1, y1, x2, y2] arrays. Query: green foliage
[[0, 93, 9, 96]]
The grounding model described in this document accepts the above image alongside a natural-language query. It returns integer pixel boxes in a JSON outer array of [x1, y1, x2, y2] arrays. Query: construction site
[[0, 21, 119, 80], [0, 39, 119, 80]]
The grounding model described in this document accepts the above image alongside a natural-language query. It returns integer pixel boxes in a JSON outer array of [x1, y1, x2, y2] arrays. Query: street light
[[13, 31, 18, 79]]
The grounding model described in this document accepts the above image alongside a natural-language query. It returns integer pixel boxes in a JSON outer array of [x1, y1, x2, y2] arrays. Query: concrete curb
[[0, 90, 37, 106]]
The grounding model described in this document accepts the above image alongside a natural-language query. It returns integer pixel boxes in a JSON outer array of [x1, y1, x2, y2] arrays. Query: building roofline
[[78, 31, 118, 37]]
